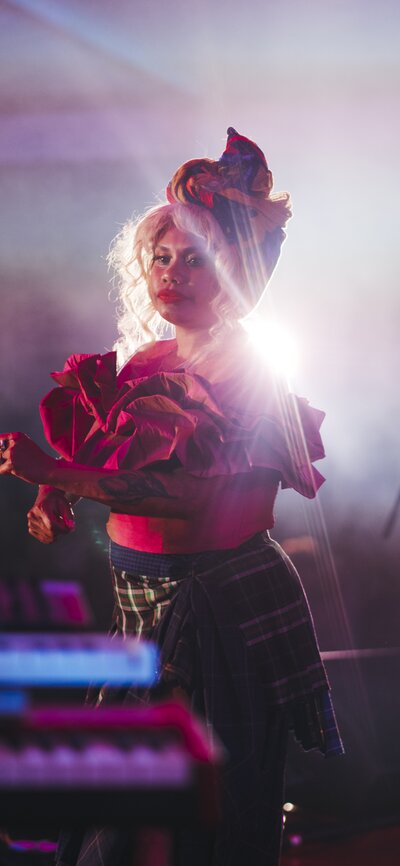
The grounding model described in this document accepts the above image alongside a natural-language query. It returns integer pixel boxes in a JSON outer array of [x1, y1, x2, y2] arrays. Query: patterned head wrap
[[166, 127, 292, 307]]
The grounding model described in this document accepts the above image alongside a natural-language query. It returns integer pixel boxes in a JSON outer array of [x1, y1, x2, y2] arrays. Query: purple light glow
[[1, 0, 399, 830]]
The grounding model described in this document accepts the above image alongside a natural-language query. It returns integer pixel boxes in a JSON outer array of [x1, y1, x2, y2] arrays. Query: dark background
[[1, 0, 399, 825]]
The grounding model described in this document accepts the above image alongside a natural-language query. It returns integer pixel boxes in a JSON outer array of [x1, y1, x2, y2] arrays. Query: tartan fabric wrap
[[110, 532, 343, 757], [55, 533, 342, 866], [110, 567, 186, 640]]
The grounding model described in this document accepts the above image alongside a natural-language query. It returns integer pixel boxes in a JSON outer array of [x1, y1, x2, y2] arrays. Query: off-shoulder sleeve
[[40, 351, 325, 499], [40, 352, 118, 458]]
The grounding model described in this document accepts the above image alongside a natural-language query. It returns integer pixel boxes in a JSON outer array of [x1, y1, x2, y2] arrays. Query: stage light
[[288, 834, 303, 847], [241, 317, 298, 381]]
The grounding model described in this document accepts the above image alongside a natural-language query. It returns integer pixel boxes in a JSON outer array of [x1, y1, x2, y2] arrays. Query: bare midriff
[[106, 469, 280, 554]]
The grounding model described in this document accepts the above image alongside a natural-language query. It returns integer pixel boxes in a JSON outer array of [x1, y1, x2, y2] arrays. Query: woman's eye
[[187, 255, 204, 267], [153, 255, 170, 265]]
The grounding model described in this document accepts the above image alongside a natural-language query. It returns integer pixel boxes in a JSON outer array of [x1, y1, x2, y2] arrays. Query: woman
[[0, 128, 342, 866]]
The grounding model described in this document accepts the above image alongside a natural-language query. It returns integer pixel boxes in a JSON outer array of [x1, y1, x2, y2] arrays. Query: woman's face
[[148, 225, 221, 330]]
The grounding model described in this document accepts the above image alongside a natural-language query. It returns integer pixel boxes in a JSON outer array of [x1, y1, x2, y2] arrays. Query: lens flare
[[241, 317, 298, 382]]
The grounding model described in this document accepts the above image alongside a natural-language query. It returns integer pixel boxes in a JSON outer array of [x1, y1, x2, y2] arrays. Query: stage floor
[[282, 824, 400, 866], [2, 823, 399, 865]]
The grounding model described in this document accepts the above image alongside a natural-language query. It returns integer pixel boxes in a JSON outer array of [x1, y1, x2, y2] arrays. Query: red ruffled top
[[39, 338, 325, 499]]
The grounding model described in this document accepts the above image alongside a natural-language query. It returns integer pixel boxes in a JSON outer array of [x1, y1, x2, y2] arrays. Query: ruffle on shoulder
[[40, 351, 325, 499]]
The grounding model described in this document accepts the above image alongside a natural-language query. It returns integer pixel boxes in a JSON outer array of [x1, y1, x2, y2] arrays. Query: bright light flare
[[241, 317, 299, 381]]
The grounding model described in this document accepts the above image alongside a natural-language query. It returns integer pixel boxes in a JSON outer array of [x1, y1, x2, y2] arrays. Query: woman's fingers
[[28, 506, 58, 544], [0, 433, 27, 474], [28, 514, 55, 544], [0, 433, 23, 453], [0, 434, 14, 468], [0, 432, 55, 484], [28, 506, 52, 529], [27, 498, 75, 544]]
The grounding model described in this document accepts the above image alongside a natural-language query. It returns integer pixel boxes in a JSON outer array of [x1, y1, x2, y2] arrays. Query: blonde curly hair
[[108, 202, 245, 366]]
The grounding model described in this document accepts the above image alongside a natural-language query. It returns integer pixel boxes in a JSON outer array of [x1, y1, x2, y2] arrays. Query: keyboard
[[0, 703, 221, 826], [0, 632, 158, 687]]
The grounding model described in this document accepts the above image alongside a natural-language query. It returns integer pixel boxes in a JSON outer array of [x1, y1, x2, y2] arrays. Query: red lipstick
[[157, 290, 185, 303]]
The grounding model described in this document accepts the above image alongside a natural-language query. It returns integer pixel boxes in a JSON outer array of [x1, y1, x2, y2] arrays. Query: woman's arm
[[46, 462, 195, 517], [0, 433, 203, 518]]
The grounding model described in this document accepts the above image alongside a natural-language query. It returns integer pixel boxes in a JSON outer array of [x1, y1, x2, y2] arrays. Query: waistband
[[109, 532, 269, 579]]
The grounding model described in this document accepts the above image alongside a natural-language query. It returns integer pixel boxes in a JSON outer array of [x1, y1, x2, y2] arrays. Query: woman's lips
[[157, 290, 186, 303]]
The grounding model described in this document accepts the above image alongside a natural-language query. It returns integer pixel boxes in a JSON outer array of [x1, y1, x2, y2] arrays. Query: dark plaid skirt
[[57, 532, 343, 866]]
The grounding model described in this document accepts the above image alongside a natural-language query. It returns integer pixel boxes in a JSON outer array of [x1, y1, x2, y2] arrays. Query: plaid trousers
[[57, 532, 342, 866]]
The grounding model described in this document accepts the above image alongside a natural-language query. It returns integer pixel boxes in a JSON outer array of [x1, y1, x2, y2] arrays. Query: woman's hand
[[0, 433, 56, 485], [27, 487, 75, 544]]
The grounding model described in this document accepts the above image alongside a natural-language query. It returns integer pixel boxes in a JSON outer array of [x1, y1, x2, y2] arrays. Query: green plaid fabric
[[110, 567, 186, 639]]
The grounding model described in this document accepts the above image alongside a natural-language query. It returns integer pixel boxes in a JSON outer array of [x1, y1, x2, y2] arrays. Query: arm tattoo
[[97, 472, 176, 504]]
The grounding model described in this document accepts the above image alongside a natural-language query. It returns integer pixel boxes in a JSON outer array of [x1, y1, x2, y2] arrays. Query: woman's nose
[[162, 259, 183, 283]]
